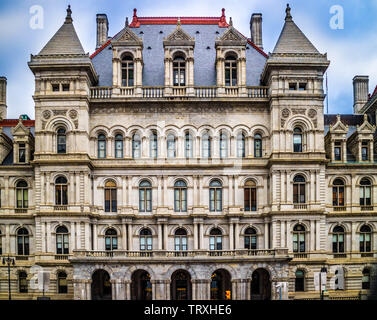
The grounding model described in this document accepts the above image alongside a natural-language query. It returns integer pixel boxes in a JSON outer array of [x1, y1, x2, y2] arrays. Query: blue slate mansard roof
[[91, 9, 268, 87]]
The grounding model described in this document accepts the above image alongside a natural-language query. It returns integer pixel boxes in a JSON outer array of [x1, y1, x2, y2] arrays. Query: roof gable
[[329, 114, 348, 133], [272, 5, 319, 55], [38, 6, 85, 56], [357, 114, 376, 133], [112, 26, 143, 45]]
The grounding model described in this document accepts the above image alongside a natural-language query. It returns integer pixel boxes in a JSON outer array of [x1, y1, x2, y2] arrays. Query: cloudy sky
[[0, 0, 377, 119]]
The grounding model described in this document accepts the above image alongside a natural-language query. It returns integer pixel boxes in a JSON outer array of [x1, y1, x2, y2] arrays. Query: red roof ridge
[[237, 30, 268, 58], [0, 119, 35, 127]]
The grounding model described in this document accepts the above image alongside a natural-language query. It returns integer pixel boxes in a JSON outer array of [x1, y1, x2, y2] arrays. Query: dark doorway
[[250, 268, 271, 300], [91, 269, 112, 300], [210, 269, 232, 300], [171, 269, 192, 300], [131, 270, 152, 300]]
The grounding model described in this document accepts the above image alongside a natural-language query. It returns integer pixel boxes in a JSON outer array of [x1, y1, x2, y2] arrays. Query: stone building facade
[[0, 5, 376, 300]]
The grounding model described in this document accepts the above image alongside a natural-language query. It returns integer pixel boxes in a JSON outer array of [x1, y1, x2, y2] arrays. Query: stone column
[[199, 222, 204, 250], [127, 222, 133, 250], [163, 224, 168, 250], [234, 222, 240, 249], [231, 280, 237, 300], [228, 175, 233, 206], [93, 223, 98, 250], [125, 280, 131, 300], [158, 224, 163, 250], [229, 221, 234, 250], [46, 222, 52, 253], [234, 175, 239, 206], [316, 220, 321, 251], [122, 222, 127, 250], [264, 222, 269, 249], [193, 222, 198, 250]]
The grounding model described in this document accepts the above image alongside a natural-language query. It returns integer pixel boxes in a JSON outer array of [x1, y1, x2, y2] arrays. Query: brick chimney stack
[[96, 14, 109, 49], [250, 13, 263, 50], [353, 76, 369, 114], [0, 77, 7, 119]]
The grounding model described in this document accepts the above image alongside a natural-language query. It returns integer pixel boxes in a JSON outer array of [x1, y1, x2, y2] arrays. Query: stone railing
[[90, 86, 269, 99], [71, 248, 286, 259]]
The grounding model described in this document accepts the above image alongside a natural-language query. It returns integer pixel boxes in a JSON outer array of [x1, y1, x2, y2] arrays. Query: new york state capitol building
[[0, 4, 376, 300]]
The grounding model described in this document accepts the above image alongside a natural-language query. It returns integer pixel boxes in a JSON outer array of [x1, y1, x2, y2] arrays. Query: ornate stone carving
[[308, 109, 317, 119], [52, 109, 67, 116], [281, 118, 286, 128], [42, 121, 46, 130], [281, 108, 290, 118], [292, 108, 306, 115], [74, 120, 79, 129], [69, 109, 78, 119], [42, 110, 51, 120]]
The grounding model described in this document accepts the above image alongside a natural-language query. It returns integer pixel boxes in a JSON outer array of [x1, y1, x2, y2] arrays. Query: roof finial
[[221, 8, 225, 17], [177, 17, 181, 27], [285, 3, 292, 21], [65, 4, 73, 24], [125, 17, 129, 27], [133, 8, 137, 18], [229, 17, 233, 27]]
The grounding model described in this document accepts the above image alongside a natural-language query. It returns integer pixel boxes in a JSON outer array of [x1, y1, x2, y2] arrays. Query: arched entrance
[[250, 268, 271, 300], [171, 269, 192, 300], [210, 269, 232, 300], [131, 270, 152, 300], [91, 269, 112, 300]]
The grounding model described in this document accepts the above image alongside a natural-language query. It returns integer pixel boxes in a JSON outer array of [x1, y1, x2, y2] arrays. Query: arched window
[[332, 179, 345, 207], [105, 228, 118, 251], [16, 180, 28, 209], [173, 54, 186, 86], [17, 228, 29, 255], [219, 132, 228, 159], [56, 226, 69, 255], [104, 180, 117, 213], [55, 176, 68, 205], [115, 134, 123, 158], [202, 132, 211, 158], [174, 228, 187, 251], [362, 268, 370, 290], [293, 127, 303, 152], [254, 134, 262, 158], [58, 272, 68, 294], [140, 228, 152, 251], [244, 227, 257, 249], [174, 180, 187, 212], [98, 134, 106, 159], [185, 132, 193, 158], [244, 180, 257, 212], [57, 128, 66, 154], [150, 132, 158, 159], [237, 133, 245, 158], [121, 55, 134, 87], [332, 226, 345, 253], [293, 175, 306, 204], [360, 178, 372, 207], [19, 271, 28, 293], [293, 224, 306, 253], [225, 55, 237, 86], [132, 133, 141, 158], [209, 180, 222, 212], [360, 225, 372, 253], [295, 270, 305, 292], [209, 228, 222, 251], [167, 134, 176, 158], [139, 180, 152, 212]]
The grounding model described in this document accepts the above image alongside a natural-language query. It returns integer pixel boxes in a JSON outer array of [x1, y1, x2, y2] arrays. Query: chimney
[[353, 76, 369, 114], [96, 14, 109, 49], [250, 13, 263, 50], [0, 77, 7, 119]]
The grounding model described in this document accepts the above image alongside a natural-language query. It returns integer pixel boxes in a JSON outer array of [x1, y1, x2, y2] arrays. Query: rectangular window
[[299, 83, 307, 91], [362, 147, 368, 161], [52, 84, 60, 92], [289, 83, 297, 90], [62, 84, 70, 91], [334, 146, 341, 161], [19, 144, 26, 163]]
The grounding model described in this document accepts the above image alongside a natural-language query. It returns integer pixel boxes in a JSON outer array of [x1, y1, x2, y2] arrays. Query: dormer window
[[225, 55, 237, 86], [173, 54, 186, 87], [361, 141, 369, 161], [18, 144, 26, 163], [334, 141, 342, 161], [121, 55, 134, 87]]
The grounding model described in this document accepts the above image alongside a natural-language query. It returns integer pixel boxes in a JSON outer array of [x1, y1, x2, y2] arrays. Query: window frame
[[174, 180, 187, 212], [121, 55, 134, 87], [173, 55, 186, 87], [224, 55, 237, 87], [114, 134, 123, 158], [293, 175, 306, 204], [105, 228, 118, 251], [104, 180, 117, 213], [139, 228, 153, 251], [16, 180, 28, 209], [293, 224, 306, 253], [209, 180, 222, 212], [55, 176, 68, 205], [293, 127, 303, 153], [139, 180, 152, 212], [97, 134, 106, 159], [56, 226, 69, 255], [57, 128, 67, 154]]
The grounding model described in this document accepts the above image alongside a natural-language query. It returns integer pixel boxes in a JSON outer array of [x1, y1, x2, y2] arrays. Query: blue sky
[[1, 0, 377, 119]]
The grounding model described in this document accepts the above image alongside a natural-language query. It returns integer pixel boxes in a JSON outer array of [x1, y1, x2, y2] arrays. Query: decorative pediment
[[112, 27, 143, 46], [357, 114, 376, 133], [163, 22, 195, 46], [329, 115, 348, 133], [11, 118, 31, 137], [215, 24, 247, 46]]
